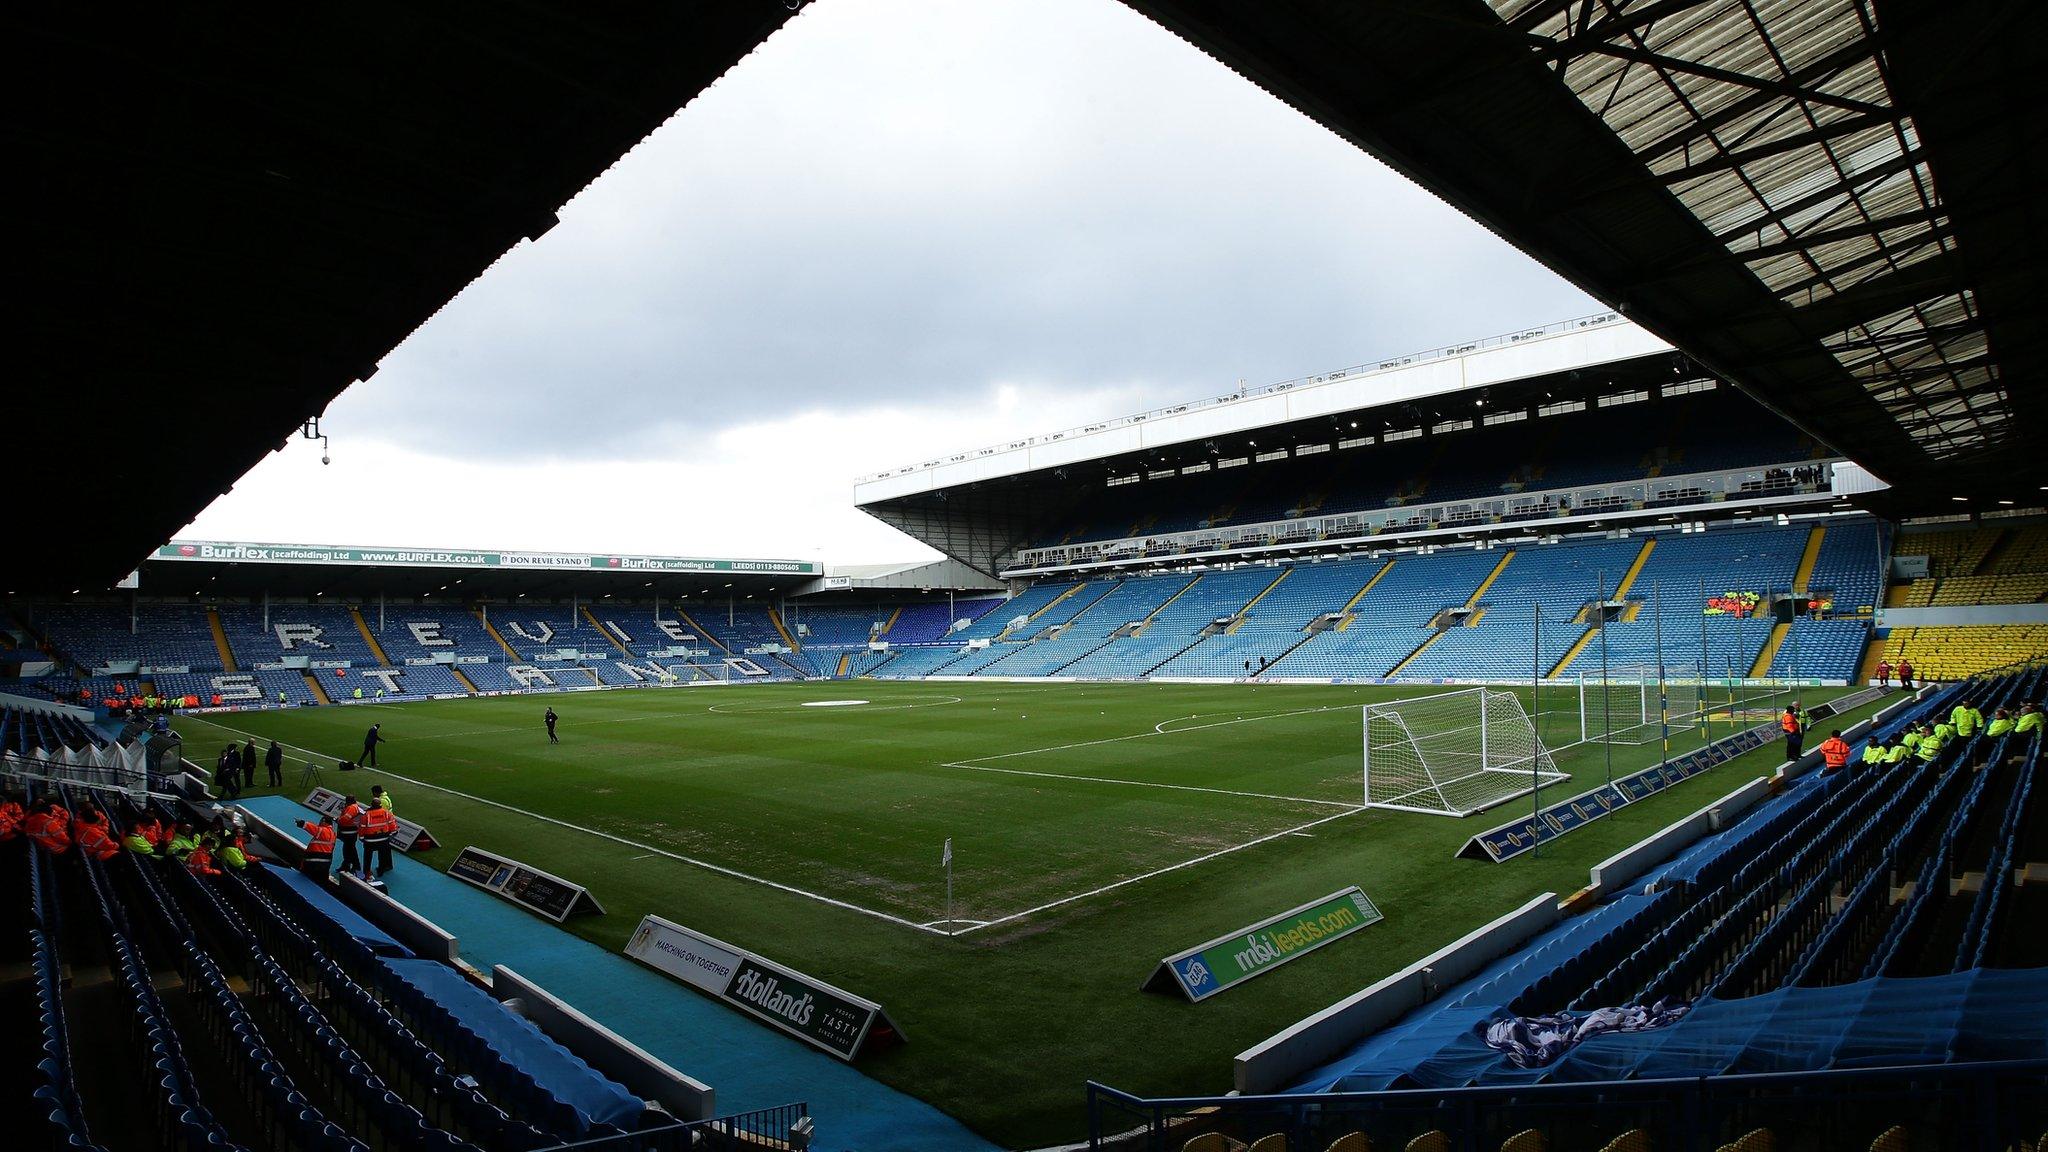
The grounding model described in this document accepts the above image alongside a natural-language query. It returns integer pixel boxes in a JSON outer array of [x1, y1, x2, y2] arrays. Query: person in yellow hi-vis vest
[[1916, 728, 1944, 763]]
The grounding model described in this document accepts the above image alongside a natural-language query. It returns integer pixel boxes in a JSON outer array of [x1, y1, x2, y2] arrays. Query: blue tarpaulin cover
[[268, 862, 414, 958], [382, 957, 644, 1132], [1483, 1001, 1691, 1068], [1298, 968, 2048, 1093]]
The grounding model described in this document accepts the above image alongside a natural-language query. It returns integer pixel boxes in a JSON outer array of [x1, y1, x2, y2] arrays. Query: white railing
[[855, 311, 1627, 484], [1006, 461, 1839, 574]]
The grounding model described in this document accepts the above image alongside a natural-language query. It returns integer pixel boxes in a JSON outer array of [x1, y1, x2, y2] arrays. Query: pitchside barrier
[[1233, 892, 1561, 1095], [625, 914, 903, 1062], [1462, 685, 1891, 863], [445, 845, 604, 923], [1143, 888, 1384, 1002]]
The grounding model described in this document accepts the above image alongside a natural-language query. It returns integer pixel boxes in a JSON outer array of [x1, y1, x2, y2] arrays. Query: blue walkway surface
[[239, 795, 998, 1152]]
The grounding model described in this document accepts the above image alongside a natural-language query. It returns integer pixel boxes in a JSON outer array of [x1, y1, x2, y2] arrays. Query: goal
[[1362, 687, 1567, 817], [1577, 666, 1701, 746]]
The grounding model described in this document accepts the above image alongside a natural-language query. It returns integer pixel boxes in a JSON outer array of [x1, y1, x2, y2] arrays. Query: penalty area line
[[935, 758, 1355, 809], [952, 803, 1369, 937], [176, 714, 950, 937]]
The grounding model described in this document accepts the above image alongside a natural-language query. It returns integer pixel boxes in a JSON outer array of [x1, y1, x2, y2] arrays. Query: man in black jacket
[[264, 740, 284, 787], [361, 723, 384, 767]]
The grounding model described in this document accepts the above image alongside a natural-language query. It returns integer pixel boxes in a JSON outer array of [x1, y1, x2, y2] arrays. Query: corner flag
[[942, 838, 953, 867]]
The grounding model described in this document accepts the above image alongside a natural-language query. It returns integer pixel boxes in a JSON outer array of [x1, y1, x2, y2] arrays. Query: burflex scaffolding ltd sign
[[156, 540, 818, 575]]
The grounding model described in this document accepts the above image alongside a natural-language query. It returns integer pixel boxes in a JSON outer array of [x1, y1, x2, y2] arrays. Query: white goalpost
[[1362, 687, 1567, 817], [1577, 666, 1701, 746]]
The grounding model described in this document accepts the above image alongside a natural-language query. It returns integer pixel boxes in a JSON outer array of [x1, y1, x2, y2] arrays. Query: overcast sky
[[182, 0, 1598, 564]]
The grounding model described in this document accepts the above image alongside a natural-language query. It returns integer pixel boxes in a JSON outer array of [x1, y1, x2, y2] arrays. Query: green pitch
[[173, 678, 1871, 1147]]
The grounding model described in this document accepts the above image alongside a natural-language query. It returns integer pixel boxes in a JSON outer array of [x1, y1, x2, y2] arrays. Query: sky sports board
[[155, 540, 817, 574]]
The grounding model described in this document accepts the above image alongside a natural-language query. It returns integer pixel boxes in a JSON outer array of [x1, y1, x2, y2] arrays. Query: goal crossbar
[[1362, 687, 1567, 818]]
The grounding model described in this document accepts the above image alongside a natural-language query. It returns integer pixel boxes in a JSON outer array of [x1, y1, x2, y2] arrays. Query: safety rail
[[536, 1102, 810, 1151], [1007, 463, 1839, 575], [1086, 1060, 2048, 1152]]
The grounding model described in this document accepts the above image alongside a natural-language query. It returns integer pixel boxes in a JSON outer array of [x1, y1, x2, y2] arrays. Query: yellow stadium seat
[[1714, 1130, 1774, 1152], [1404, 1133, 1450, 1152], [1499, 1132, 1547, 1152], [1867, 1126, 1908, 1152], [1597, 1131, 1651, 1152], [1324, 1134, 1370, 1152]]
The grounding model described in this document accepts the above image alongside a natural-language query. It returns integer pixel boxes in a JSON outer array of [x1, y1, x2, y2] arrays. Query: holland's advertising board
[[1144, 887, 1383, 1002], [625, 915, 901, 1060]]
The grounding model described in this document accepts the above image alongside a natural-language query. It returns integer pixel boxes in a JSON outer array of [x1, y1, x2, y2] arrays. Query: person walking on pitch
[[361, 723, 384, 767], [545, 706, 559, 744]]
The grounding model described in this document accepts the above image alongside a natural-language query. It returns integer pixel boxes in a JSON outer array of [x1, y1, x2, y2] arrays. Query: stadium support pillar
[[262, 589, 269, 631]]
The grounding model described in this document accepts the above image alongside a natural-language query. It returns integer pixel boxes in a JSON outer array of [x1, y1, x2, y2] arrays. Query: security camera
[[321, 453, 330, 466]]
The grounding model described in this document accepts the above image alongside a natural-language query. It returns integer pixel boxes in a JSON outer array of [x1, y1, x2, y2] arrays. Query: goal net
[[1578, 666, 1701, 746], [1363, 687, 1567, 817]]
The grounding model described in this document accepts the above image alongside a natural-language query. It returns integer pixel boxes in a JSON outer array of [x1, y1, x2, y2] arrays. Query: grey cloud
[[333, 0, 1598, 458]]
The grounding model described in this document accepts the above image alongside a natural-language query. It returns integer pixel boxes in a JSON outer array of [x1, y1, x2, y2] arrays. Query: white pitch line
[[958, 702, 1361, 766], [950, 804, 1369, 936], [176, 714, 948, 936], [178, 696, 1374, 937], [391, 711, 693, 742], [935, 758, 1354, 809]]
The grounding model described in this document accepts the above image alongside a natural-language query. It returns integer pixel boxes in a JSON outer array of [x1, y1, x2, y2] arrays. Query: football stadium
[[8, 4, 2047, 1152]]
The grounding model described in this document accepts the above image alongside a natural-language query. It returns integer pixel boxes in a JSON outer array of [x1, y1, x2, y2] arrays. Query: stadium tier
[[24, 602, 224, 672], [490, 607, 620, 660], [217, 602, 381, 667], [0, 515, 2008, 707], [1031, 387, 1826, 552], [12, 786, 668, 1150], [1887, 625, 2048, 682], [1895, 524, 2048, 607], [373, 611, 507, 663], [855, 519, 1882, 685], [1, 703, 105, 753]]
